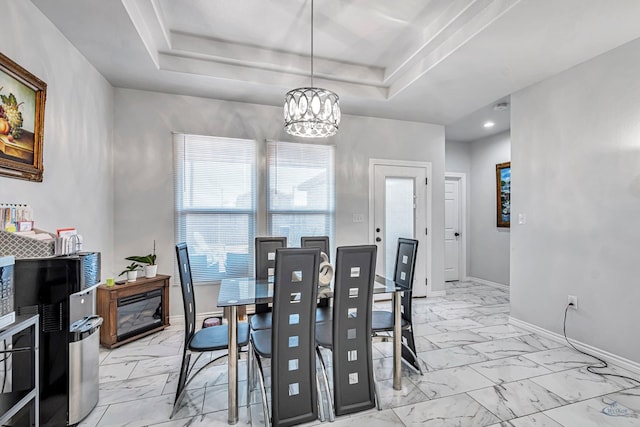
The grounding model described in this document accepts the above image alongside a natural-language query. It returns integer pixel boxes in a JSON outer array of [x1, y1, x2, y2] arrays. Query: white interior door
[[445, 179, 460, 281], [371, 162, 428, 297]]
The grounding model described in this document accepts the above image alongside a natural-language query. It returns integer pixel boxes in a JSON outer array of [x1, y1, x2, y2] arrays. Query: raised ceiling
[[32, 0, 640, 140]]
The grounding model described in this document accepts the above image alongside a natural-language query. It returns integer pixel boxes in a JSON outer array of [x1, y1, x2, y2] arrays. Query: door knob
[[376, 227, 381, 233], [454, 232, 460, 237], [375, 237, 382, 242]]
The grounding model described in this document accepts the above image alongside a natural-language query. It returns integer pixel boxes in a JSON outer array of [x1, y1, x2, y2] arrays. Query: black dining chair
[[249, 237, 287, 331], [249, 247, 323, 426], [371, 237, 423, 374], [301, 236, 332, 322], [316, 245, 378, 418], [172, 243, 250, 418], [300, 236, 330, 259]]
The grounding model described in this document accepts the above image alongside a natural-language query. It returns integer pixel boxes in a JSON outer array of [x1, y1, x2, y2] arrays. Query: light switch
[[518, 213, 526, 224]]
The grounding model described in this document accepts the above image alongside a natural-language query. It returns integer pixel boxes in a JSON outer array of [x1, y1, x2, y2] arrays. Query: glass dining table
[[217, 275, 411, 425]]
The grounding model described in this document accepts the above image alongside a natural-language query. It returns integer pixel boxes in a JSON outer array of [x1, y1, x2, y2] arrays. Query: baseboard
[[509, 316, 640, 375], [466, 276, 509, 290]]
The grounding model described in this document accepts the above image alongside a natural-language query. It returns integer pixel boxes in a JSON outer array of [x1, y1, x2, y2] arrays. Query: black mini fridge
[[13, 253, 102, 427]]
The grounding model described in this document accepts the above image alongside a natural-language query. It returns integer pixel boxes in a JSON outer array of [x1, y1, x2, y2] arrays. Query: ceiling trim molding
[[150, 0, 172, 49], [169, 31, 385, 85], [387, 0, 522, 98], [157, 53, 389, 99], [122, 0, 171, 68], [122, 0, 522, 100]]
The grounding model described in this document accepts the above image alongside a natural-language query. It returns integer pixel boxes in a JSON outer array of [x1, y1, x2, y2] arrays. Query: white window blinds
[[267, 141, 335, 246], [174, 134, 256, 282]]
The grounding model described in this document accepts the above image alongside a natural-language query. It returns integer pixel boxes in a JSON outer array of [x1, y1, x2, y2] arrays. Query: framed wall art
[[496, 161, 511, 228], [0, 52, 47, 182]]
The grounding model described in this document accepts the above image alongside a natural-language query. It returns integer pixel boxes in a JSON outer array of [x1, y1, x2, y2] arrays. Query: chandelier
[[284, 0, 341, 138]]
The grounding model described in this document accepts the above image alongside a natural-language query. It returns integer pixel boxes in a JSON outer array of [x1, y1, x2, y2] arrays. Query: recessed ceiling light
[[483, 121, 495, 128]]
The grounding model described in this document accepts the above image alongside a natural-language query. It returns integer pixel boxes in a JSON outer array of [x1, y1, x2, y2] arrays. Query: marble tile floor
[[81, 281, 640, 427]]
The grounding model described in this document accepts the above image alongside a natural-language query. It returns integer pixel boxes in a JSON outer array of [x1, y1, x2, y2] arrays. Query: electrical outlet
[[567, 295, 578, 310]]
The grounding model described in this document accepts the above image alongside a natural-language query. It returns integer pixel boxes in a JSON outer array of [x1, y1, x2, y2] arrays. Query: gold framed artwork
[[0, 52, 47, 182], [496, 161, 511, 228]]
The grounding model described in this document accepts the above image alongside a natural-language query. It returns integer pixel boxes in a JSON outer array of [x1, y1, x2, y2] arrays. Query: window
[[267, 141, 335, 246], [174, 135, 335, 284], [174, 134, 256, 282]]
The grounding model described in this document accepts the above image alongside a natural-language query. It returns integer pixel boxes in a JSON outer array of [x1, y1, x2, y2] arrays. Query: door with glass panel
[[371, 162, 428, 297]]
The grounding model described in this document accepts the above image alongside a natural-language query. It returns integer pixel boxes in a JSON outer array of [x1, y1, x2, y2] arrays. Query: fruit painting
[[0, 52, 46, 182]]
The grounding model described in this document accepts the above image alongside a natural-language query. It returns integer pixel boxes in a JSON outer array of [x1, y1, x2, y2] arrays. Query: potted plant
[[126, 240, 158, 278], [119, 262, 141, 282]]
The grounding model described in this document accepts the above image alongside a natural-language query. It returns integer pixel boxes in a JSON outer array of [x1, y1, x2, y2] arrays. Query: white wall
[[445, 140, 472, 278], [511, 37, 640, 363], [113, 88, 445, 315], [0, 1, 115, 272], [469, 131, 511, 285]]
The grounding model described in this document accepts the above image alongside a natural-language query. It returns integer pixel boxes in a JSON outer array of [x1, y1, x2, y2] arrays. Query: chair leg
[[401, 344, 424, 374], [316, 372, 326, 422], [401, 328, 424, 374], [253, 348, 270, 426], [247, 340, 253, 394], [246, 341, 252, 425], [171, 349, 191, 419], [316, 347, 334, 421], [371, 358, 383, 411], [173, 350, 239, 419]]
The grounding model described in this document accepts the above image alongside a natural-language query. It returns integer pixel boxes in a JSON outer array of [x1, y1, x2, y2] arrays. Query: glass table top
[[217, 275, 411, 307], [373, 274, 412, 293]]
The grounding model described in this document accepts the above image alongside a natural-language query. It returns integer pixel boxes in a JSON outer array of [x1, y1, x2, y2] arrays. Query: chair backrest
[[255, 237, 287, 314], [271, 247, 320, 426], [255, 237, 287, 279], [301, 236, 330, 261], [331, 245, 377, 416], [393, 238, 418, 323], [175, 243, 196, 348]]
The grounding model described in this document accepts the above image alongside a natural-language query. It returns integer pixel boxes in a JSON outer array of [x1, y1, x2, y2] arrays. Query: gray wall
[[469, 131, 511, 285], [511, 38, 640, 362], [113, 88, 445, 315], [445, 140, 472, 174], [445, 135, 511, 285], [0, 1, 115, 272]]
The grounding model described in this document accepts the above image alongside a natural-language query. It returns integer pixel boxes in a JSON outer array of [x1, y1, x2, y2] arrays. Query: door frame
[[368, 159, 432, 296], [445, 172, 467, 281]]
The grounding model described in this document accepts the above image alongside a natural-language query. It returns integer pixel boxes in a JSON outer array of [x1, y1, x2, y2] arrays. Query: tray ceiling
[[32, 0, 640, 140]]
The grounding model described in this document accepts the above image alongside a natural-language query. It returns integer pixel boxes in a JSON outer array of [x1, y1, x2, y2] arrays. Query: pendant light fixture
[[284, 0, 341, 138]]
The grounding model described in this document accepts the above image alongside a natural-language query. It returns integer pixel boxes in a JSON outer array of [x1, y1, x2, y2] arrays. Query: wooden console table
[[97, 274, 170, 348]]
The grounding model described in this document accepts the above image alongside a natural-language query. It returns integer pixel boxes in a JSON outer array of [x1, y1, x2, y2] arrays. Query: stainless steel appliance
[[68, 310, 102, 424], [13, 252, 102, 426]]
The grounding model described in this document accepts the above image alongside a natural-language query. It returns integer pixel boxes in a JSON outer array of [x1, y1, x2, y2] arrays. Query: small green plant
[[125, 240, 157, 265], [119, 262, 141, 276]]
